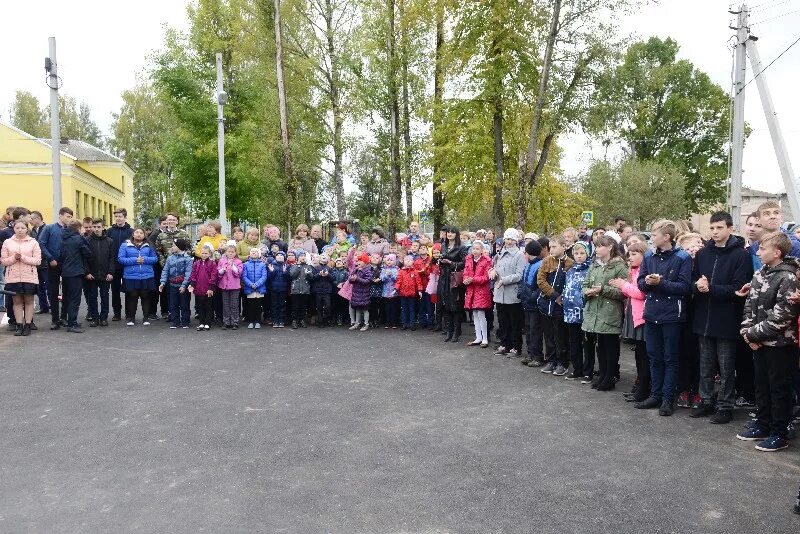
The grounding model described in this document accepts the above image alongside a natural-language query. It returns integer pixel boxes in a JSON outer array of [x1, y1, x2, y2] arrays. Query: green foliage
[[8, 91, 48, 137], [590, 37, 732, 213], [8, 91, 104, 148], [580, 158, 688, 230]]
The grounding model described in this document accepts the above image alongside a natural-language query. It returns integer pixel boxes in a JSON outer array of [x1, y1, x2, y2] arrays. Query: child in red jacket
[[395, 255, 423, 330], [414, 246, 433, 327]]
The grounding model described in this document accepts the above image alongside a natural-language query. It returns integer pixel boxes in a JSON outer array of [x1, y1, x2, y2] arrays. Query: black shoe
[[89, 320, 98, 327], [451, 336, 460, 343], [22, 323, 32, 336], [527, 358, 545, 367], [300, 321, 307, 328], [50, 323, 61, 330], [291, 321, 298, 329], [658, 400, 674, 416], [99, 320, 109, 327], [709, 410, 733, 425], [635, 397, 662, 410], [29, 322, 37, 331], [596, 381, 615, 391], [690, 403, 715, 418], [443, 333, 453, 342], [112, 315, 121, 322], [590, 378, 601, 390], [232, 324, 239, 330], [13, 324, 22, 336], [66, 326, 84, 334]]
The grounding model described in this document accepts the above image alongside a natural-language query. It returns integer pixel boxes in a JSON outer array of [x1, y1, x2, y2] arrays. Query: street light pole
[[216, 52, 228, 233]]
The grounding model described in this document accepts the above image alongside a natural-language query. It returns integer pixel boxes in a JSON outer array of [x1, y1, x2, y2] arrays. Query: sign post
[[581, 210, 594, 227]]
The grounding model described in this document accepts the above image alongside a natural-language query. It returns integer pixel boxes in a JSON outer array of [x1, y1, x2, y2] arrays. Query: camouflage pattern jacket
[[156, 228, 191, 266], [740, 258, 800, 347]]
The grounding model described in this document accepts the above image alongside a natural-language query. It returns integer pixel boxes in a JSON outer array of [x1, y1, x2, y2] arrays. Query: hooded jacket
[[740, 258, 799, 347], [581, 256, 628, 334], [464, 253, 492, 310], [395, 265, 423, 298], [106, 223, 133, 271], [379, 265, 399, 298], [87, 231, 115, 279], [350, 265, 374, 308], [289, 263, 315, 295], [621, 264, 646, 329], [216, 255, 243, 290], [537, 255, 574, 317], [562, 259, 591, 324], [242, 258, 268, 295], [189, 258, 218, 294], [118, 240, 158, 280], [637, 244, 693, 324], [518, 257, 543, 312], [492, 245, 526, 304], [1, 235, 41, 284], [692, 235, 753, 339], [267, 262, 292, 292], [59, 227, 92, 277], [310, 265, 337, 295], [160, 251, 194, 288]]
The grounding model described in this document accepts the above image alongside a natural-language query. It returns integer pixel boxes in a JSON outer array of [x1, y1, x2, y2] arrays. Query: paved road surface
[[0, 319, 798, 532]]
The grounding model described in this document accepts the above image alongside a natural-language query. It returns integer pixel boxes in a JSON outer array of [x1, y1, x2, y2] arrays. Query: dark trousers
[[753, 345, 798, 438], [315, 293, 331, 324], [384, 297, 400, 327], [525, 310, 543, 361], [369, 296, 383, 325], [245, 297, 263, 323], [698, 335, 737, 410], [633, 338, 650, 401], [446, 310, 462, 337], [37, 268, 49, 311], [292, 293, 309, 323], [126, 289, 150, 321], [400, 297, 416, 327], [678, 324, 700, 395], [644, 321, 682, 403], [418, 292, 433, 326], [586, 332, 620, 387], [567, 322, 592, 377], [196, 295, 213, 325], [435, 301, 444, 329], [149, 263, 168, 318], [735, 340, 756, 402], [47, 266, 66, 324], [333, 294, 349, 324], [541, 314, 569, 366], [271, 292, 287, 325], [111, 269, 124, 318], [168, 286, 190, 327], [496, 302, 523, 352], [85, 279, 110, 321], [61, 275, 83, 328], [82, 281, 92, 318]]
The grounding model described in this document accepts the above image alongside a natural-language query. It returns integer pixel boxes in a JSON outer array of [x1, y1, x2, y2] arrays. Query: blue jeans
[[85, 279, 110, 321], [418, 292, 433, 326], [400, 297, 416, 327], [168, 285, 190, 327], [645, 322, 682, 402]]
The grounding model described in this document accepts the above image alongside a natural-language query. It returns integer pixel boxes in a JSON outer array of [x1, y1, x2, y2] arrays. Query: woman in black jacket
[[437, 227, 468, 342]]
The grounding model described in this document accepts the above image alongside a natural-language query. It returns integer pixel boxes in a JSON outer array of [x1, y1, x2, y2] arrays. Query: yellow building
[[0, 121, 134, 223]]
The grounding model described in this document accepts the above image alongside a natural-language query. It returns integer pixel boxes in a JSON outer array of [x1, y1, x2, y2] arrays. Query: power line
[[737, 31, 800, 94], [750, 0, 797, 13], [750, 7, 800, 24]]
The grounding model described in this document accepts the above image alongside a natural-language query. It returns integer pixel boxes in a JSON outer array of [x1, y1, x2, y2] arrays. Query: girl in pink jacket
[[0, 220, 42, 335], [217, 242, 243, 329], [610, 241, 649, 402]]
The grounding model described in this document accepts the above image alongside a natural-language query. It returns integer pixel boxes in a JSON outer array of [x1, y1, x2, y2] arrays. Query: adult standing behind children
[[287, 224, 318, 255], [37, 207, 74, 329], [491, 229, 526, 357], [750, 201, 800, 271], [437, 227, 468, 343], [690, 211, 753, 425], [107, 208, 133, 321]]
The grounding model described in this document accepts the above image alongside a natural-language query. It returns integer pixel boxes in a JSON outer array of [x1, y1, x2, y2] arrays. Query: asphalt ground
[[0, 313, 798, 533]]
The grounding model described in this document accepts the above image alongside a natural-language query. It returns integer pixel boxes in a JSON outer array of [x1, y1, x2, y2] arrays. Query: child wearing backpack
[[537, 236, 574, 376]]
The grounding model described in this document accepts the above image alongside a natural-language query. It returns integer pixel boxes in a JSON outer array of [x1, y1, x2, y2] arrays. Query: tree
[[581, 158, 688, 230], [8, 91, 48, 137], [589, 37, 732, 212], [8, 91, 104, 147]]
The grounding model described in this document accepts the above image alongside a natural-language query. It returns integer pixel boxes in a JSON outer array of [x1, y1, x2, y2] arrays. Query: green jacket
[[156, 228, 191, 266], [581, 255, 628, 335]]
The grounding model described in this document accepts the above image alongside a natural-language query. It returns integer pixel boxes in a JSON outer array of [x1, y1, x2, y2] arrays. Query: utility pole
[[46, 37, 62, 219], [728, 5, 748, 228], [746, 37, 800, 222], [216, 52, 228, 234]]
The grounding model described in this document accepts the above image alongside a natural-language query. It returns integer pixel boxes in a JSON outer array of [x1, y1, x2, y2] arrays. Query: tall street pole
[[728, 5, 748, 230], [216, 52, 228, 233], [47, 37, 62, 219]]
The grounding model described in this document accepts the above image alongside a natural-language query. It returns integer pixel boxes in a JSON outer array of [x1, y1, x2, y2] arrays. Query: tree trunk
[[274, 0, 297, 229], [386, 0, 402, 239], [492, 93, 506, 232], [517, 0, 561, 229], [324, 0, 347, 219], [400, 0, 413, 220], [431, 0, 445, 237]]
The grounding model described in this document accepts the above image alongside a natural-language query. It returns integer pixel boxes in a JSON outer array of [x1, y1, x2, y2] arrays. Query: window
[[75, 190, 81, 218], [84, 194, 89, 220]]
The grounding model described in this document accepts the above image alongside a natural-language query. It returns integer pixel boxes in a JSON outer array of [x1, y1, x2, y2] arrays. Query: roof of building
[[741, 186, 780, 197], [37, 138, 121, 162]]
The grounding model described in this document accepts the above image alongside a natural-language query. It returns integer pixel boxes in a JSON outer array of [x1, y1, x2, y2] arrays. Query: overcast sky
[[1, 0, 798, 196]]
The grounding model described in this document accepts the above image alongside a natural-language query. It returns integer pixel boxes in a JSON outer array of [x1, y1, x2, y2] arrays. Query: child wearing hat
[[267, 250, 291, 327], [217, 242, 243, 329], [332, 256, 350, 326], [159, 237, 194, 329], [380, 254, 400, 328], [289, 251, 315, 329], [310, 253, 336, 327], [242, 247, 268, 329], [349, 252, 373, 331], [188, 244, 218, 330]]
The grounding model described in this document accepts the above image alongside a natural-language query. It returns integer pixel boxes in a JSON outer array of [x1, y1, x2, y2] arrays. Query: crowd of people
[[1, 204, 799, 514]]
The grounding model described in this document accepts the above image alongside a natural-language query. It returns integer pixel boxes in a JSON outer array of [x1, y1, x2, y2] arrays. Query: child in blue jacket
[[561, 242, 592, 380], [267, 250, 291, 327], [159, 238, 193, 328], [242, 248, 268, 329], [520, 238, 546, 366], [310, 253, 336, 327]]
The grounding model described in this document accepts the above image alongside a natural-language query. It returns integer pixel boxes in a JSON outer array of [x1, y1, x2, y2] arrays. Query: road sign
[[419, 211, 430, 223], [581, 211, 594, 226]]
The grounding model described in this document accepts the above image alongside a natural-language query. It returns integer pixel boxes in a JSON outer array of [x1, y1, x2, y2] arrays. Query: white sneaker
[[203, 324, 210, 330], [254, 323, 261, 329], [143, 321, 151, 326], [182, 326, 189, 329], [126, 321, 135, 326], [169, 326, 177, 329], [247, 323, 254, 329]]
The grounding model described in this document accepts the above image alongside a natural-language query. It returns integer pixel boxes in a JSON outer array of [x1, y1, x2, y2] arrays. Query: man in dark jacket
[[690, 211, 753, 424], [635, 220, 693, 416], [59, 220, 92, 333], [85, 219, 115, 327], [38, 206, 74, 328], [107, 208, 133, 321]]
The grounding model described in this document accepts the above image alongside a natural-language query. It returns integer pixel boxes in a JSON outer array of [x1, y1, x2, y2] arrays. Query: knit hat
[[319, 253, 330, 263], [358, 253, 370, 264], [335, 257, 344, 265], [250, 247, 262, 257], [174, 238, 190, 252], [286, 250, 296, 257], [275, 250, 286, 259], [226, 239, 237, 248], [433, 243, 442, 251], [386, 254, 397, 263], [503, 228, 519, 240], [371, 226, 385, 239], [525, 240, 542, 257], [524, 232, 538, 241]]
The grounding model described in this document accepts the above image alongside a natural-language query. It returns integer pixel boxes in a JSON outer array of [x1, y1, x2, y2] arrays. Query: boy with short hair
[[736, 232, 799, 452], [159, 238, 194, 329], [520, 238, 546, 367], [59, 219, 91, 333], [85, 218, 115, 327]]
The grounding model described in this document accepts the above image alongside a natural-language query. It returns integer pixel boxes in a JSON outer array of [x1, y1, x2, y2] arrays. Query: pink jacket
[[464, 254, 493, 310], [1, 235, 42, 284], [621, 264, 646, 328], [216, 256, 243, 290]]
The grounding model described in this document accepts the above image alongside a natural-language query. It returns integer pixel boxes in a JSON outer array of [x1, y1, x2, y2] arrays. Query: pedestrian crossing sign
[[581, 211, 594, 225]]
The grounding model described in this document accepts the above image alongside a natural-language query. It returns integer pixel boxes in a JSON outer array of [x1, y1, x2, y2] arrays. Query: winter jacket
[[288, 238, 318, 255], [413, 257, 431, 290], [350, 265, 374, 308], [537, 255, 575, 317], [492, 245, 526, 304], [395, 266, 423, 298], [289, 263, 315, 295], [436, 243, 468, 312], [1, 235, 41, 284], [262, 238, 288, 254], [216, 256, 243, 290], [621, 264, 646, 329], [637, 244, 693, 324], [87, 232, 115, 279], [195, 234, 227, 259], [37, 222, 66, 265], [692, 235, 753, 340], [160, 252, 193, 288], [370, 265, 384, 299], [463, 254, 492, 310], [242, 258, 268, 295], [106, 223, 133, 270], [330, 240, 352, 259], [310, 265, 337, 295], [267, 262, 292, 292], [156, 228, 191, 265], [740, 258, 800, 347], [331, 267, 349, 287], [379, 266, 399, 298], [59, 228, 92, 277], [562, 259, 591, 324], [236, 238, 262, 261], [750, 230, 800, 271], [518, 258, 543, 312], [365, 238, 390, 258], [118, 240, 158, 280], [189, 258, 218, 294], [581, 256, 628, 334]]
